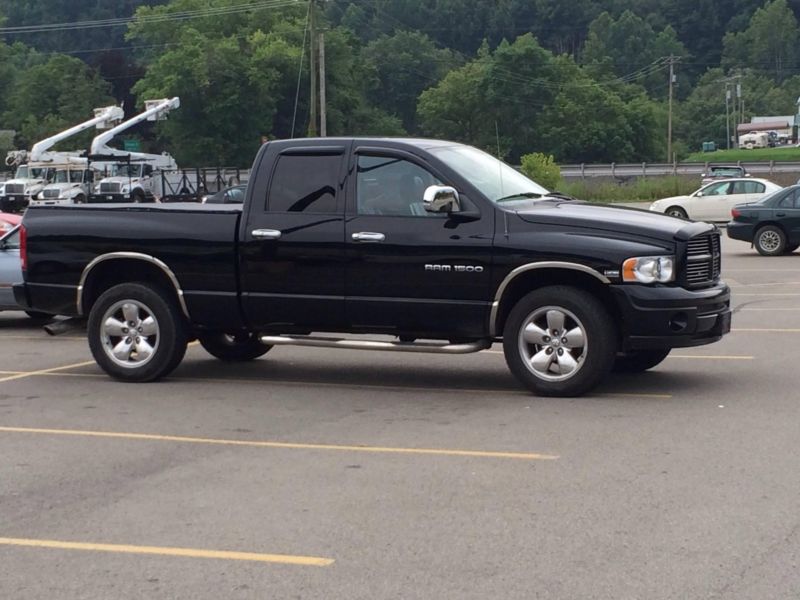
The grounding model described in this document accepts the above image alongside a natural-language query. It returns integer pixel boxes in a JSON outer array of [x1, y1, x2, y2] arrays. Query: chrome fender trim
[[489, 261, 610, 336], [76, 252, 190, 319]]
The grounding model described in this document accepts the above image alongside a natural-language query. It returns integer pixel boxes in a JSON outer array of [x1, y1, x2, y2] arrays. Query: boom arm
[[91, 97, 180, 163], [29, 105, 125, 162]]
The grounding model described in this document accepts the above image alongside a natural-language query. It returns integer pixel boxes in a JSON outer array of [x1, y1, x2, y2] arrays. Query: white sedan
[[649, 178, 781, 221]]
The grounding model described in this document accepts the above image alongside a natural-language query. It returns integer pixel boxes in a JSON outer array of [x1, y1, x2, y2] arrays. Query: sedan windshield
[[428, 145, 549, 203]]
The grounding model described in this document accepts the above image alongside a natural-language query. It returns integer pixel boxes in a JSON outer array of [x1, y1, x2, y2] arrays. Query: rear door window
[[267, 154, 341, 213]]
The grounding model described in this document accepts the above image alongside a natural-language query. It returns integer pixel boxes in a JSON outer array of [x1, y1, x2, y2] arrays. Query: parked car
[[701, 165, 749, 184], [202, 184, 246, 204], [0, 211, 21, 234], [0, 225, 50, 318], [650, 178, 781, 221], [727, 185, 800, 255]]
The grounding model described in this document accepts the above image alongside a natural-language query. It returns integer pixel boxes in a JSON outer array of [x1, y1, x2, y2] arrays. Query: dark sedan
[[727, 185, 800, 255], [202, 184, 246, 204]]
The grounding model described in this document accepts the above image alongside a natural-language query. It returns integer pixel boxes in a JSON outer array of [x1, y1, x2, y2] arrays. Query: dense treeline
[[0, 0, 799, 166]]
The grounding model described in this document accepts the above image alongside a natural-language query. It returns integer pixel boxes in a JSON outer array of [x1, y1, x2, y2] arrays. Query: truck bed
[[21, 203, 243, 326]]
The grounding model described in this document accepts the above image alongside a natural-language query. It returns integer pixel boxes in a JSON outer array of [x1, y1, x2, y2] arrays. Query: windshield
[[428, 145, 549, 203], [112, 164, 141, 177], [53, 170, 85, 183], [15, 166, 51, 180]]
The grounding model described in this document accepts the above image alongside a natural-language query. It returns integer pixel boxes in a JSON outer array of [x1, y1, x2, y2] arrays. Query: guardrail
[[561, 161, 800, 178]]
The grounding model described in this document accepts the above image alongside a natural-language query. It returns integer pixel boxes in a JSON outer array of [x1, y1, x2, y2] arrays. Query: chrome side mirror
[[423, 185, 460, 213]]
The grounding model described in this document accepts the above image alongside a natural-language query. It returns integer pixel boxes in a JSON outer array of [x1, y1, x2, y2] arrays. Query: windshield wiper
[[494, 192, 544, 203]]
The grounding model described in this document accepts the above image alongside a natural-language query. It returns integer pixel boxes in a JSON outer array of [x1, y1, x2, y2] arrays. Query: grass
[[683, 146, 800, 162], [557, 176, 697, 203]]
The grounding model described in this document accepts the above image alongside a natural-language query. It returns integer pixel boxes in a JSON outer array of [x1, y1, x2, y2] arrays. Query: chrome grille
[[6, 183, 24, 194], [99, 182, 121, 193], [685, 233, 721, 285], [42, 188, 60, 198]]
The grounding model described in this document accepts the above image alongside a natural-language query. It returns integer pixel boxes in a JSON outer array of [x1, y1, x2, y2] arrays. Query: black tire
[[785, 244, 799, 254], [87, 282, 188, 382], [612, 348, 671, 373], [502, 286, 618, 397], [73, 194, 86, 204], [754, 225, 786, 256], [198, 331, 272, 361], [665, 206, 688, 219], [25, 310, 52, 320], [131, 190, 145, 204]]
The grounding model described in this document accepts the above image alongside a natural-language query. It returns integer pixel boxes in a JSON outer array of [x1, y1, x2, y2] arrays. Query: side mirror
[[695, 191, 704, 197], [423, 185, 460, 213]]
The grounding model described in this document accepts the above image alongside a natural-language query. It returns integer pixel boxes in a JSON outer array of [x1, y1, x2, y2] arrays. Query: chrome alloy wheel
[[517, 306, 587, 381], [100, 300, 160, 369], [758, 229, 782, 253]]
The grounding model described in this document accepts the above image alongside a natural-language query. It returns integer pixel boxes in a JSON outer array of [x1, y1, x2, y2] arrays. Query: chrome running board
[[259, 335, 491, 354]]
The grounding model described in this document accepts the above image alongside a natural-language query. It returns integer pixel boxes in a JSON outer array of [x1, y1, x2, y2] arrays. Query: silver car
[[0, 226, 49, 318]]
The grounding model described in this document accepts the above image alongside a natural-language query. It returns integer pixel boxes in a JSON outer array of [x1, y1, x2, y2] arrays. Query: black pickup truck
[[15, 138, 731, 396]]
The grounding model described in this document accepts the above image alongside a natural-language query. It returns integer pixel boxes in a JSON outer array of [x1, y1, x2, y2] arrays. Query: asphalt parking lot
[[2, 235, 800, 599]]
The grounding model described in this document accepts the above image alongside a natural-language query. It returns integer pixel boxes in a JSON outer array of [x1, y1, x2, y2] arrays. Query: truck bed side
[[21, 203, 243, 329]]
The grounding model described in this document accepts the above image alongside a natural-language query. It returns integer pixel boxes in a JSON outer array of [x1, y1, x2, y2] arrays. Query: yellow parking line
[[0, 361, 96, 382], [0, 537, 333, 567], [0, 426, 558, 460], [0, 361, 97, 384]]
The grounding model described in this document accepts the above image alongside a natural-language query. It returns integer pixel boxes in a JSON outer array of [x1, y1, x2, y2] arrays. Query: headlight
[[121, 186, 129, 193], [622, 256, 675, 284]]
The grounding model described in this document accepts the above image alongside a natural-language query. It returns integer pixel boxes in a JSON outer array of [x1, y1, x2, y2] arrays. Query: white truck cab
[[31, 167, 99, 206], [0, 163, 56, 212]]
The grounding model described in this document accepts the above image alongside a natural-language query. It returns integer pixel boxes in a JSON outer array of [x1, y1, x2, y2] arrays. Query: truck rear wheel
[[502, 286, 617, 397], [87, 283, 188, 382], [198, 332, 272, 361], [612, 348, 671, 373]]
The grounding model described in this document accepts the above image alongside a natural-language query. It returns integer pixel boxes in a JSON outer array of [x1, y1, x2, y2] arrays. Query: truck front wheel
[[198, 332, 272, 361], [87, 283, 188, 382], [502, 286, 617, 397]]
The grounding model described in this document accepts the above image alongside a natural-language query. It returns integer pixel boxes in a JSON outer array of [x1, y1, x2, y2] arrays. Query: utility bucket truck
[[89, 98, 180, 203], [0, 105, 124, 212]]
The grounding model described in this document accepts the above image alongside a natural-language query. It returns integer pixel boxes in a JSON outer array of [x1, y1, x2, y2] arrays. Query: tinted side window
[[777, 190, 797, 208], [356, 155, 442, 217], [732, 181, 765, 194], [268, 154, 339, 213], [704, 182, 731, 196]]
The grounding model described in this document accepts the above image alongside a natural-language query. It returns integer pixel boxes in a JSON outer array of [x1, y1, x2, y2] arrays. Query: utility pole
[[735, 79, 742, 147], [667, 55, 677, 163], [725, 85, 731, 150], [307, 0, 317, 137], [319, 32, 327, 137]]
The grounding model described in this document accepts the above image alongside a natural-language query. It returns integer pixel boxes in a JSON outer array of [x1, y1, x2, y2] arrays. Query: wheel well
[[81, 259, 181, 316], [755, 221, 787, 236], [494, 269, 621, 341]]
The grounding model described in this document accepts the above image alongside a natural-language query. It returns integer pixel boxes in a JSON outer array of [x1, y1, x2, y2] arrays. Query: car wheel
[[74, 194, 86, 204], [666, 206, 688, 219], [784, 244, 799, 254], [612, 349, 671, 373], [87, 282, 188, 382], [502, 286, 617, 397], [754, 225, 786, 256], [131, 190, 145, 203], [198, 331, 272, 361]]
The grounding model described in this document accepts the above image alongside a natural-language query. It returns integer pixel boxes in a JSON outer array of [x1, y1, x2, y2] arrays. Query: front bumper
[[29, 198, 75, 207], [611, 281, 731, 351], [89, 193, 129, 203], [0, 195, 29, 213]]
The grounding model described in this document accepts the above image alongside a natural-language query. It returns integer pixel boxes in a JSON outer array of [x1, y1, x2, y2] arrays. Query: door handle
[[251, 228, 282, 240], [352, 232, 385, 243], [776, 212, 786, 217]]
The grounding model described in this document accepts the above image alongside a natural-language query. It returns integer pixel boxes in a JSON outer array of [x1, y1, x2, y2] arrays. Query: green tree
[[520, 152, 561, 189], [3, 54, 114, 149], [722, 0, 799, 82], [360, 30, 458, 131]]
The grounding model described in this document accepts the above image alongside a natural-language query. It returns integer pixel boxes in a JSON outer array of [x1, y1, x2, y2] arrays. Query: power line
[[0, 0, 301, 35]]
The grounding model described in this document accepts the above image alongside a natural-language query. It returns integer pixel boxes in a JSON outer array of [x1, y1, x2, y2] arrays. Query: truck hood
[[5, 178, 46, 187], [101, 177, 140, 185], [42, 182, 81, 192], [512, 199, 712, 242]]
